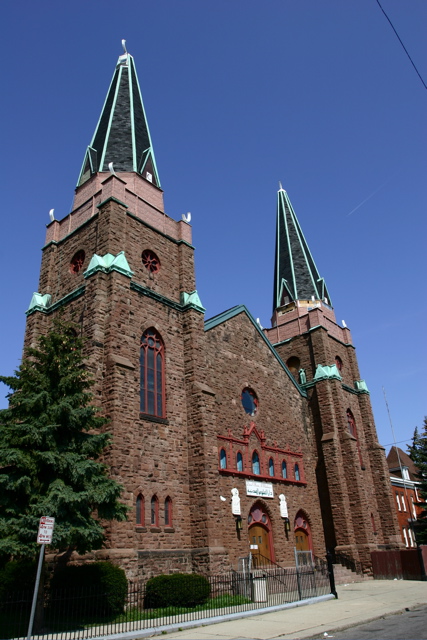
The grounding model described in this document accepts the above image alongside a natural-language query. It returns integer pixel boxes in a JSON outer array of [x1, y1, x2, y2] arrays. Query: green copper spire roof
[[273, 186, 331, 312], [78, 43, 160, 187]]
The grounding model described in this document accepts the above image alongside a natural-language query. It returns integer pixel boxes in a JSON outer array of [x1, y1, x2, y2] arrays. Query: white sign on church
[[246, 480, 274, 498]]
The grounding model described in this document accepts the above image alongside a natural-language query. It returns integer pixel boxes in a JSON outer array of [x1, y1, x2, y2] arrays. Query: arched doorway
[[294, 511, 312, 552], [248, 502, 275, 564]]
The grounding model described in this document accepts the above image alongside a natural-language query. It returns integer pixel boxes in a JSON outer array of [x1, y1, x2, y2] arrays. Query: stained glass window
[[140, 329, 165, 417]]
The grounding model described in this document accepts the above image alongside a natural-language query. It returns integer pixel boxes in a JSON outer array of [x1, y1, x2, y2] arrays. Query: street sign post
[[27, 517, 55, 640]]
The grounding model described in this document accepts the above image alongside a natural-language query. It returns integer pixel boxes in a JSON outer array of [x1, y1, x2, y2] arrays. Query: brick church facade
[[24, 47, 401, 580]]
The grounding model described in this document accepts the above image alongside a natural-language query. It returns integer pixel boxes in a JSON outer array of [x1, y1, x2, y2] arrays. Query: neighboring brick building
[[23, 46, 402, 580], [387, 446, 422, 548]]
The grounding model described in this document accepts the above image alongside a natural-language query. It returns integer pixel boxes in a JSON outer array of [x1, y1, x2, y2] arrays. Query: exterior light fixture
[[283, 517, 290, 532], [235, 515, 243, 531]]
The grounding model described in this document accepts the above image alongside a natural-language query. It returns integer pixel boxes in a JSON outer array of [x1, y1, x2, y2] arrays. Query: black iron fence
[[0, 562, 333, 640]]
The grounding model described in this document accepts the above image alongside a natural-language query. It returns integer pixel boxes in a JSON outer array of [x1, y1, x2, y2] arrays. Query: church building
[[24, 46, 402, 580]]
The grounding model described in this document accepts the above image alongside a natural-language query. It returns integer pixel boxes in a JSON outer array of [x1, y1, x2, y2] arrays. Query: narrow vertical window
[[396, 493, 401, 511], [220, 448, 227, 469], [164, 497, 172, 527], [269, 457, 275, 477], [252, 451, 260, 475], [294, 463, 300, 481], [140, 329, 165, 417], [282, 460, 287, 479], [151, 496, 159, 527], [401, 494, 407, 512], [412, 497, 417, 520], [402, 527, 409, 548], [136, 494, 144, 526], [236, 452, 243, 472]]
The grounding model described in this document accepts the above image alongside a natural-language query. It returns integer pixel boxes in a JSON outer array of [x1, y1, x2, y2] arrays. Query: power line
[[375, 0, 427, 90], [381, 437, 412, 448]]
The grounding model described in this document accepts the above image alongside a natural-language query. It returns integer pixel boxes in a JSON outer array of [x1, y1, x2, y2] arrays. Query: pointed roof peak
[[278, 181, 286, 192], [77, 44, 160, 188], [273, 188, 331, 312]]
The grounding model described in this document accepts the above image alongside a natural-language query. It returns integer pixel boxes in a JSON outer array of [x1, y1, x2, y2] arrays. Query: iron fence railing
[[0, 563, 333, 640]]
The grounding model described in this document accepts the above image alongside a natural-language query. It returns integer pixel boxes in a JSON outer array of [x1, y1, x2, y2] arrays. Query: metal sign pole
[[26, 543, 45, 640]]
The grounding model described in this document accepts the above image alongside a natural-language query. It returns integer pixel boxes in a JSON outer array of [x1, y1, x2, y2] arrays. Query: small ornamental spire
[[77, 43, 160, 187]]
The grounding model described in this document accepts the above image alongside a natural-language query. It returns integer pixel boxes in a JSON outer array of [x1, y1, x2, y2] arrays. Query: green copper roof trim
[[84, 251, 134, 279], [26, 292, 52, 314], [126, 211, 195, 249], [130, 282, 204, 314], [204, 305, 307, 398], [354, 380, 369, 394], [26, 286, 85, 316], [180, 290, 206, 313], [313, 364, 342, 382], [97, 196, 129, 209], [42, 213, 99, 251], [99, 63, 123, 174]]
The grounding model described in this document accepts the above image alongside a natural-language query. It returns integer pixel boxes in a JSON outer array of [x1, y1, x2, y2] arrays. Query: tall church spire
[[77, 43, 160, 188], [273, 186, 331, 313]]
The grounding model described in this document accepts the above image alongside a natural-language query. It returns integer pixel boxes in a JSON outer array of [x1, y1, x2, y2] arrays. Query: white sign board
[[37, 516, 55, 544], [246, 480, 274, 499]]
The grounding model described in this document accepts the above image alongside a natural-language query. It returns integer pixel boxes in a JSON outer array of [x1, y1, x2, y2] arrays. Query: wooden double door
[[295, 530, 309, 551], [249, 524, 271, 561]]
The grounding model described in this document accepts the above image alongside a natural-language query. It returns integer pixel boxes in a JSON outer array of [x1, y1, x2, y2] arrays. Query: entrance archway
[[294, 511, 313, 552], [248, 502, 275, 564]]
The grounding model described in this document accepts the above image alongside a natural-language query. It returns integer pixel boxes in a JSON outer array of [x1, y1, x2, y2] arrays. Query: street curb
[[96, 594, 336, 640]]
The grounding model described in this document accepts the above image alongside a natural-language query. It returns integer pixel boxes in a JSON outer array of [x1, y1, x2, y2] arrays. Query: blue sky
[[1, 1, 426, 453]]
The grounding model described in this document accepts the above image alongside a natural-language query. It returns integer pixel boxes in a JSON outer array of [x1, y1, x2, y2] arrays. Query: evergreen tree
[[408, 417, 427, 544], [0, 319, 127, 560]]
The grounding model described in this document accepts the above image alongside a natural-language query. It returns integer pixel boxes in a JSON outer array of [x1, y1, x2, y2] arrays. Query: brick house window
[[294, 463, 300, 481], [70, 250, 85, 274], [136, 494, 144, 525], [151, 495, 159, 526], [402, 527, 409, 547], [396, 493, 401, 511], [140, 328, 165, 417], [220, 448, 227, 469], [236, 452, 243, 472], [164, 496, 172, 526], [252, 451, 260, 475], [241, 388, 258, 416], [269, 457, 275, 477], [282, 460, 287, 479], [142, 249, 161, 273], [401, 493, 407, 511]]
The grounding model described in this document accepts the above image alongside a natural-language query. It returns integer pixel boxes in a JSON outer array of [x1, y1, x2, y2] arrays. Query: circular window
[[70, 250, 85, 274], [142, 249, 161, 273], [241, 388, 258, 416]]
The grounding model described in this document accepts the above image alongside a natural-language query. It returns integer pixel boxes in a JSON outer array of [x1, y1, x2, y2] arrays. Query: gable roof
[[387, 446, 419, 481], [204, 304, 307, 397]]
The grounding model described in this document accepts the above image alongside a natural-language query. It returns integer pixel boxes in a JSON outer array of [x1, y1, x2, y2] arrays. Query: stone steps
[[333, 563, 372, 584]]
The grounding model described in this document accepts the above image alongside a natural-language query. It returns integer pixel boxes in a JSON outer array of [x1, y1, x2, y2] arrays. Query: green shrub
[[0, 559, 38, 602], [145, 573, 211, 609], [50, 562, 127, 616]]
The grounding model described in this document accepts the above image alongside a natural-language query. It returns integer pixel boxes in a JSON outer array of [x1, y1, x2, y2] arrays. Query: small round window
[[70, 250, 85, 274], [241, 388, 258, 416], [142, 249, 161, 273]]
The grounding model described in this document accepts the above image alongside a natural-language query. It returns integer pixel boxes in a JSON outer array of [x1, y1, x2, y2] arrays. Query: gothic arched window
[[294, 463, 300, 481], [252, 451, 260, 475], [136, 494, 144, 526], [220, 448, 227, 469], [269, 457, 275, 477], [164, 496, 172, 526], [140, 328, 165, 417], [151, 495, 159, 527], [282, 460, 287, 479], [236, 452, 243, 472]]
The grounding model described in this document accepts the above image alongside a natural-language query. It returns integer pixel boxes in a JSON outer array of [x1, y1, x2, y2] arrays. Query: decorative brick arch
[[248, 500, 276, 563], [294, 509, 313, 552]]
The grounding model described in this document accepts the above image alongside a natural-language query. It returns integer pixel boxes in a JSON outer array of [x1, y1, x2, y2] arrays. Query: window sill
[[139, 413, 169, 425], [164, 527, 175, 533], [218, 468, 307, 486], [135, 526, 147, 532], [150, 527, 161, 533]]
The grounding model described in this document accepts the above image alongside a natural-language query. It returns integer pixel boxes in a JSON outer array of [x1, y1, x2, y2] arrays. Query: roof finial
[[121, 39, 127, 54], [278, 181, 285, 192]]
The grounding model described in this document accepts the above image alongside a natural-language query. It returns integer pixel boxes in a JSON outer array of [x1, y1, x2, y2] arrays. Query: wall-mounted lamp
[[235, 515, 243, 531], [283, 517, 290, 532]]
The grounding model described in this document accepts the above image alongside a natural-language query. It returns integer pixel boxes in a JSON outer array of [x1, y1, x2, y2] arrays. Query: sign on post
[[37, 516, 55, 544]]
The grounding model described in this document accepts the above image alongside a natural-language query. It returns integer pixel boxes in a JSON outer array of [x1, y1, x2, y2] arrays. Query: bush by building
[[144, 573, 211, 609]]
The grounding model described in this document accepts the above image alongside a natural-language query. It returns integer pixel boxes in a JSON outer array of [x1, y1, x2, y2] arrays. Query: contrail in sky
[[346, 177, 392, 217]]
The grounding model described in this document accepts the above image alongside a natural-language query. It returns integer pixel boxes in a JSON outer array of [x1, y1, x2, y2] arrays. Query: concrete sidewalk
[[144, 580, 427, 640]]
